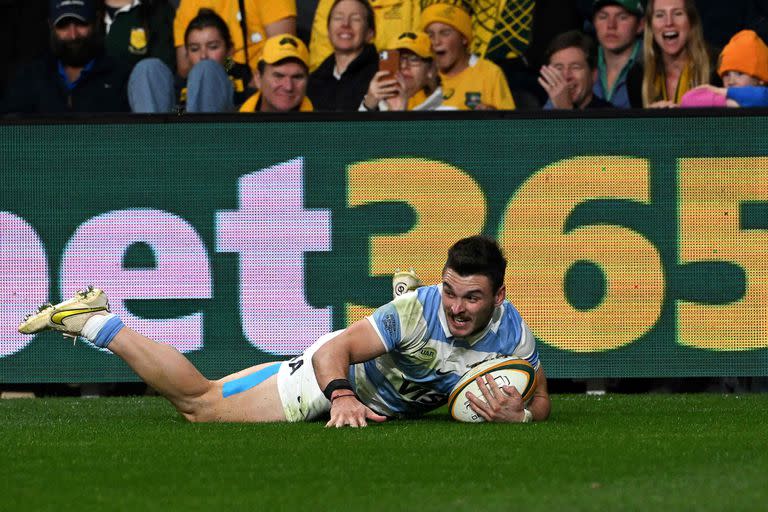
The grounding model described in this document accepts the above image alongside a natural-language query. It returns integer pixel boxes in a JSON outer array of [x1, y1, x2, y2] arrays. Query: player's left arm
[[312, 319, 389, 427], [467, 365, 551, 423]]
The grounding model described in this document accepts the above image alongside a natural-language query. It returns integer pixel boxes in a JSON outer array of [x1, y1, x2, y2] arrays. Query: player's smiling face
[[441, 268, 504, 338]]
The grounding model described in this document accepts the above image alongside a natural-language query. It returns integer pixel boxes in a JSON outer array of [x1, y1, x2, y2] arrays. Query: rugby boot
[[18, 287, 109, 336]]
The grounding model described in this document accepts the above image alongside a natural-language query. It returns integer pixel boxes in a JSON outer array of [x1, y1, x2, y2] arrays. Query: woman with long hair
[[641, 0, 710, 107], [307, 0, 379, 111]]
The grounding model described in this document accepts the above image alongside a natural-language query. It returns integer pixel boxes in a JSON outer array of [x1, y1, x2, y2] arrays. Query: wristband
[[330, 393, 357, 403], [323, 379, 354, 400], [522, 408, 533, 423]]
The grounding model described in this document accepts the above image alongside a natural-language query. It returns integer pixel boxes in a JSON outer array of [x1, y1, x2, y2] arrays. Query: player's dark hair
[[444, 236, 507, 292], [327, 0, 376, 35], [545, 30, 597, 70], [185, 8, 233, 50]]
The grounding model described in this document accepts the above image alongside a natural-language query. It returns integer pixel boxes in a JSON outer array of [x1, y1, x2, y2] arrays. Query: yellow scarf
[[655, 63, 692, 103]]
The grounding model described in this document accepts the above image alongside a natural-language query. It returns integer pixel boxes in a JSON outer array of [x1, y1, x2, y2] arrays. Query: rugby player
[[19, 236, 550, 427]]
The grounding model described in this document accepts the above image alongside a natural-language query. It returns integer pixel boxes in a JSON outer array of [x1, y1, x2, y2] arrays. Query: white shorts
[[276, 329, 345, 422]]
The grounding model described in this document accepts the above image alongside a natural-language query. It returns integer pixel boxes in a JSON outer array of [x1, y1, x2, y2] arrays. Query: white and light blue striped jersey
[[349, 284, 539, 418]]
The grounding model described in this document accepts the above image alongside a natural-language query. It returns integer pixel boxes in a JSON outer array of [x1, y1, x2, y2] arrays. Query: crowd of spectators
[[2, 0, 768, 115]]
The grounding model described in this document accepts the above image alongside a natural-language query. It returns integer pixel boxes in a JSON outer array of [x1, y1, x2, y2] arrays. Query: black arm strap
[[323, 379, 354, 401]]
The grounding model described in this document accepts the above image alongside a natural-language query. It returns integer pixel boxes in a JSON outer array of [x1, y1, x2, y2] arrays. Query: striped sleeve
[[367, 293, 426, 351]]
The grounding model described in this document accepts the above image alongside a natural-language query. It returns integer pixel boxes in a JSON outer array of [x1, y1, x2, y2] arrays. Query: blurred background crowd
[[1, 0, 768, 114]]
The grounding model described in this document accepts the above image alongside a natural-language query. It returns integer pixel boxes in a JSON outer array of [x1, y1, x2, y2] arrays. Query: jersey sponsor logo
[[415, 346, 437, 362], [442, 88, 455, 100], [382, 312, 398, 339], [51, 307, 108, 326]]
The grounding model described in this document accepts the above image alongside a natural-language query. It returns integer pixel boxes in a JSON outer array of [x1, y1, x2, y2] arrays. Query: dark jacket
[[104, 0, 176, 71], [308, 44, 378, 111], [1, 53, 131, 114]]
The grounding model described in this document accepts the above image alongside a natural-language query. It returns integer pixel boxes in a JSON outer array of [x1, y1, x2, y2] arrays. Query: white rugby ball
[[448, 357, 537, 423]]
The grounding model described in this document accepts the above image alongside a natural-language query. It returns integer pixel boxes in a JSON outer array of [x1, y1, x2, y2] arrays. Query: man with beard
[[1, 0, 131, 114]]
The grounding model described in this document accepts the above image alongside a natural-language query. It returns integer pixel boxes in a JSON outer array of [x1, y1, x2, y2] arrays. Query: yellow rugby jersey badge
[[129, 28, 148, 54]]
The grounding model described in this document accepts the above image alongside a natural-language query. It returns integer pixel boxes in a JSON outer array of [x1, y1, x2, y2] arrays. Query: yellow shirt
[[309, 0, 421, 72], [174, 0, 296, 72], [238, 91, 314, 112], [439, 56, 516, 110]]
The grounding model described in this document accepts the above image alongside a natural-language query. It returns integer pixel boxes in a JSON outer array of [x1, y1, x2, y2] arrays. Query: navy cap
[[50, 0, 96, 25]]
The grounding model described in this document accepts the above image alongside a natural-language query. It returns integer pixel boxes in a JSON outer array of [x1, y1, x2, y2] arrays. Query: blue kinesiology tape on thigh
[[222, 362, 281, 398]]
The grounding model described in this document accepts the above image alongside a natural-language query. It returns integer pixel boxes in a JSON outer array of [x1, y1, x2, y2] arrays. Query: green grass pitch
[[2, 394, 767, 511]]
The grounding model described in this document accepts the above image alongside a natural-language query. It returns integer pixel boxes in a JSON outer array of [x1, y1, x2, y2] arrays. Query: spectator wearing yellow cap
[[421, 3, 515, 110], [680, 30, 768, 108], [360, 31, 446, 111], [239, 34, 313, 112]]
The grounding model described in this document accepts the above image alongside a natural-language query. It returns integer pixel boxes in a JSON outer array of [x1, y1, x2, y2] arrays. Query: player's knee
[[181, 410, 208, 423], [179, 403, 216, 423], [175, 388, 218, 423]]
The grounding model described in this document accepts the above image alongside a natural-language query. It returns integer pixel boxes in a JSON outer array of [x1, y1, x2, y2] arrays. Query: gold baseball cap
[[260, 34, 309, 68], [389, 32, 432, 59]]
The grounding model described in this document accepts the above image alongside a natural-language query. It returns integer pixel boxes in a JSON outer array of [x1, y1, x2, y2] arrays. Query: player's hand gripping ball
[[448, 357, 536, 422]]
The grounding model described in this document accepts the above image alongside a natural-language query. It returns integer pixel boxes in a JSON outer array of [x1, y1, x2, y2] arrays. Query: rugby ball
[[448, 357, 537, 423]]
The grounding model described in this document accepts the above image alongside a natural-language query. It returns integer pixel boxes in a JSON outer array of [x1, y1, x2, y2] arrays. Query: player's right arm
[[311, 318, 388, 427]]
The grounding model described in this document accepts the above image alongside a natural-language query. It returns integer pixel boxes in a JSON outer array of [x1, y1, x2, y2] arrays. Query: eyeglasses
[[399, 53, 426, 67]]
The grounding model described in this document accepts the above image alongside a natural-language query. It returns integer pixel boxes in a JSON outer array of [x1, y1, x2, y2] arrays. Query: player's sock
[[81, 313, 124, 348]]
